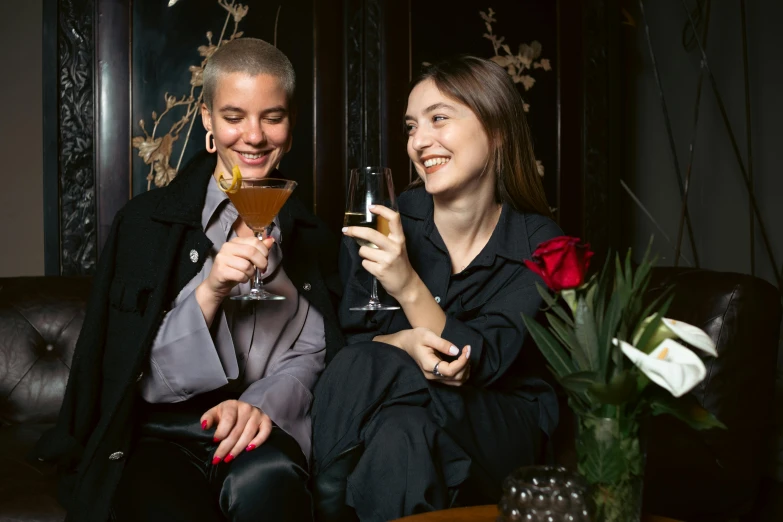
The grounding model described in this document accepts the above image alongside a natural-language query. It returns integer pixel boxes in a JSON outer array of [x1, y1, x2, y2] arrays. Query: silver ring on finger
[[433, 361, 444, 378]]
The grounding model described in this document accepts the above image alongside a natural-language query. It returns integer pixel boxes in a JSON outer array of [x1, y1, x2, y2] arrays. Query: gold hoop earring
[[205, 131, 217, 153]]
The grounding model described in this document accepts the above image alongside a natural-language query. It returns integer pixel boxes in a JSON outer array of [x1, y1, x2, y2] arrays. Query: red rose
[[524, 236, 594, 291]]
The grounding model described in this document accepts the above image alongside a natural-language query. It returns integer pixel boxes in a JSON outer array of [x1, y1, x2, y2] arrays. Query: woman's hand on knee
[[401, 328, 471, 386], [201, 400, 273, 464]]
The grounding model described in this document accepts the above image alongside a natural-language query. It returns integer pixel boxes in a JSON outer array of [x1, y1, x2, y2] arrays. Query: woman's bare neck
[[433, 191, 502, 273]]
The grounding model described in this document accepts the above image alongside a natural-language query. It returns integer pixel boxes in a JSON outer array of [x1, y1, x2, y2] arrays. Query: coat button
[[189, 249, 199, 263], [108, 451, 124, 461], [302, 283, 311, 291], [434, 296, 441, 304]]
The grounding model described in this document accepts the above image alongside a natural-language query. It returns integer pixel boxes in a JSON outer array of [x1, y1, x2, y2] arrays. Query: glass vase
[[576, 415, 646, 522]]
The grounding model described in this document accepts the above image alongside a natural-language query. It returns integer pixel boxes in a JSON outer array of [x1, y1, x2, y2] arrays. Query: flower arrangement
[[521, 236, 725, 522]]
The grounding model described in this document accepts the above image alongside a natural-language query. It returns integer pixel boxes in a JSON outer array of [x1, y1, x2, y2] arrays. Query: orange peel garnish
[[218, 165, 242, 194]]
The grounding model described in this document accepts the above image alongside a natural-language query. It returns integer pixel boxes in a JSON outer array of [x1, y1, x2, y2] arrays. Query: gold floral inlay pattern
[[132, 1, 254, 190]]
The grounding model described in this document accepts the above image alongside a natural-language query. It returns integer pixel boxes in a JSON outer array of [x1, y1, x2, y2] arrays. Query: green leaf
[[546, 312, 589, 369], [633, 236, 657, 289], [635, 286, 675, 337], [522, 314, 575, 377], [650, 394, 727, 430], [559, 371, 600, 393], [599, 291, 624, 377], [535, 283, 575, 328], [574, 296, 601, 371], [586, 282, 598, 312], [624, 248, 634, 288], [588, 370, 637, 405], [592, 253, 614, 329], [577, 418, 628, 484], [633, 294, 675, 354], [615, 254, 625, 293]]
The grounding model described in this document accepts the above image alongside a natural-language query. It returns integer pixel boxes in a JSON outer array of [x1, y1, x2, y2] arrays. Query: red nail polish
[[213, 437, 220, 443], [224, 454, 235, 463], [212, 456, 222, 465], [246, 444, 256, 452], [201, 420, 208, 430]]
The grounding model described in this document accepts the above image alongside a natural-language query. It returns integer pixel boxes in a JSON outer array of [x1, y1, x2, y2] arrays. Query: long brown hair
[[406, 55, 552, 218]]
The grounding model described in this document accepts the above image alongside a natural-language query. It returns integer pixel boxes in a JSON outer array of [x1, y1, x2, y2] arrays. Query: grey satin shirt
[[139, 177, 327, 460]]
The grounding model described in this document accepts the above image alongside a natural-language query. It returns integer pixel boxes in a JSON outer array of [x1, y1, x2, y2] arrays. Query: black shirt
[[338, 186, 563, 436]]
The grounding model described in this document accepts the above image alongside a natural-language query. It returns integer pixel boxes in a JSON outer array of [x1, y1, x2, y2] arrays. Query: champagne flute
[[219, 177, 297, 300], [345, 166, 401, 311]]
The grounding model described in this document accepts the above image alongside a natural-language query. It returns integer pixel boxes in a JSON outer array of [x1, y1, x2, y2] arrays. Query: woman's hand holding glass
[[200, 400, 273, 465], [195, 236, 275, 323], [343, 204, 417, 301]]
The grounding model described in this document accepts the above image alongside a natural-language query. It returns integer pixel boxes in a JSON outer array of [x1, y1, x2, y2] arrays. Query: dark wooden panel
[[344, 0, 385, 172], [314, 0, 346, 232], [95, 0, 131, 253], [59, 0, 96, 275], [556, 0, 584, 237], [383, 0, 412, 193], [581, 0, 621, 263]]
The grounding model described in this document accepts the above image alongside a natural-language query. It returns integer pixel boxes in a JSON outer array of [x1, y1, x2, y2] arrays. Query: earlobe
[[200, 103, 212, 132]]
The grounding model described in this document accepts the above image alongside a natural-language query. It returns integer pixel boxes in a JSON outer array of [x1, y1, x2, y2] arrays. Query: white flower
[[633, 317, 718, 357], [614, 338, 707, 397], [660, 318, 717, 357]]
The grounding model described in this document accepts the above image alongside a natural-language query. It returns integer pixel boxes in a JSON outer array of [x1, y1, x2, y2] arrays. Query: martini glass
[[219, 177, 297, 300]]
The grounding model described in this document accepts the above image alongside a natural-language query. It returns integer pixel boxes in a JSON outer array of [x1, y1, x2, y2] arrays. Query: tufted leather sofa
[[0, 270, 780, 521], [0, 277, 90, 521]]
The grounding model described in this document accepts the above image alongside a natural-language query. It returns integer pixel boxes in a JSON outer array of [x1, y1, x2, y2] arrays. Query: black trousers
[[111, 402, 312, 522], [312, 342, 544, 522]]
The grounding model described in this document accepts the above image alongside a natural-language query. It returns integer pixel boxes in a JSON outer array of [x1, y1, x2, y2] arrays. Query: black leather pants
[[111, 407, 312, 522]]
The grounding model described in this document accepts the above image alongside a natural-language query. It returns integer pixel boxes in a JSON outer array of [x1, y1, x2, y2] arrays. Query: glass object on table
[[497, 465, 592, 521], [344, 166, 400, 311], [219, 177, 297, 301]]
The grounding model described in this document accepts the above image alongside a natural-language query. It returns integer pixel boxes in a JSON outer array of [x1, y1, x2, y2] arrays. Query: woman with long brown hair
[[311, 55, 562, 521]]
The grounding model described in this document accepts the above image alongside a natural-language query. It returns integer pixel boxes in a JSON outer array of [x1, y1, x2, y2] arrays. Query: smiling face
[[201, 72, 293, 179], [404, 79, 493, 198]]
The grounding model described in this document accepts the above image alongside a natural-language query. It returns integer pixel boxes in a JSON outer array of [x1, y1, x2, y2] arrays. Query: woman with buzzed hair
[[35, 38, 343, 522]]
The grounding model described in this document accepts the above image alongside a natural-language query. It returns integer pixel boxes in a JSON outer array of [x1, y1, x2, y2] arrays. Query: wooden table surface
[[393, 505, 682, 521]]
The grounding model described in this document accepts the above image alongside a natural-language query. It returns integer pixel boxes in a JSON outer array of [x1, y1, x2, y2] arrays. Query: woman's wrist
[[394, 275, 428, 307], [373, 331, 410, 353], [195, 282, 224, 325]]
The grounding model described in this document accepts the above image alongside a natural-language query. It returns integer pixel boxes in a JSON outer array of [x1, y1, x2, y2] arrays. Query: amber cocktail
[[219, 177, 297, 301]]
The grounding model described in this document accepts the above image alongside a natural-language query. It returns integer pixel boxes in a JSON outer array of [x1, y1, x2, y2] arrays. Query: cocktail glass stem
[[249, 228, 268, 297], [368, 277, 382, 307]]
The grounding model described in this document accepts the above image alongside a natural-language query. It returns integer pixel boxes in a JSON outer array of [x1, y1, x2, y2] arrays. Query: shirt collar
[[202, 176, 230, 231], [398, 186, 534, 264]]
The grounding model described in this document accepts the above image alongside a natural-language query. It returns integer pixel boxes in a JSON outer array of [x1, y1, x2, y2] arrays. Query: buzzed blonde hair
[[202, 37, 296, 111]]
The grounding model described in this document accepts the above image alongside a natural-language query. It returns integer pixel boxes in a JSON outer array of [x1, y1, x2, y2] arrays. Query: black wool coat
[[34, 151, 344, 521]]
